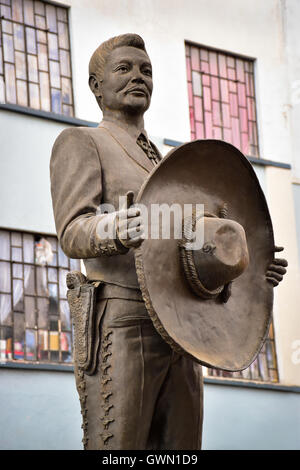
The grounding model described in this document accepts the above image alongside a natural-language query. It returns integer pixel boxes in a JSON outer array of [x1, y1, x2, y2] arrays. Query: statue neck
[[102, 109, 145, 140]]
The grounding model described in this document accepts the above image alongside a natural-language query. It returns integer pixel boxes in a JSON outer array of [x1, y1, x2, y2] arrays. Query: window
[[0, 229, 80, 364], [185, 42, 259, 157], [0, 0, 74, 116], [203, 322, 279, 383], [186, 42, 279, 382]]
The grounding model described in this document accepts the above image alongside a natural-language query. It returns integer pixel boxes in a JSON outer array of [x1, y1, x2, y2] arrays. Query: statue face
[[99, 46, 153, 114]]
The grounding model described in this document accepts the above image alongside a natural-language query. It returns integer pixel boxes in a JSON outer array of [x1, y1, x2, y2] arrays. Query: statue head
[[89, 34, 153, 116]]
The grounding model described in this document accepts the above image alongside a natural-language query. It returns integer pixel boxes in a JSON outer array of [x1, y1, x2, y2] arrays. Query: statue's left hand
[[266, 246, 288, 287]]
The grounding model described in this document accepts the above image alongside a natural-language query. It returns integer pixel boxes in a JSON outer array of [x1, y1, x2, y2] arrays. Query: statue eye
[[116, 65, 129, 73], [143, 68, 152, 77]]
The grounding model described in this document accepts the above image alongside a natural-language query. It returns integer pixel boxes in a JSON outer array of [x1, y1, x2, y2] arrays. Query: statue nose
[[131, 75, 145, 84]]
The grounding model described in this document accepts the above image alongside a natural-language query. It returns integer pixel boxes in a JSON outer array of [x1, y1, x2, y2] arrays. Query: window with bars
[[203, 322, 279, 383], [186, 43, 279, 382], [0, 0, 74, 116], [0, 229, 80, 364], [185, 42, 259, 157]]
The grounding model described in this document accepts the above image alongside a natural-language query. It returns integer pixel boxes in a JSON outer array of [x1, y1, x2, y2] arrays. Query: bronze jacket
[[50, 120, 161, 289]]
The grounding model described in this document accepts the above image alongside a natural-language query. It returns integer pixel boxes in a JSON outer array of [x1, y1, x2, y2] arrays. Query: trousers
[[74, 296, 204, 450]]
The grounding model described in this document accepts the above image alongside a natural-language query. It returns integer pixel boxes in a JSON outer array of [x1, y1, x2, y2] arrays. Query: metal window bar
[[185, 42, 259, 157], [185, 42, 278, 382], [0, 228, 79, 365], [0, 0, 73, 116]]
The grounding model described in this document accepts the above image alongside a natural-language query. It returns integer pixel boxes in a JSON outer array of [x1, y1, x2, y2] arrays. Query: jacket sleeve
[[50, 127, 127, 259]]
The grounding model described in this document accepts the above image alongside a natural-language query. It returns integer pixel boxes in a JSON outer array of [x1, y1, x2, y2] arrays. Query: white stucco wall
[[60, 0, 295, 168]]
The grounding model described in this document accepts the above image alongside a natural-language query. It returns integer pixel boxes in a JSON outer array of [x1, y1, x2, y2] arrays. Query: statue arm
[[50, 127, 127, 259]]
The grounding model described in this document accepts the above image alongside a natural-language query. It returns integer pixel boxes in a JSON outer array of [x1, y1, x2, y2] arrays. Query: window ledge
[[204, 376, 300, 393], [0, 361, 74, 373], [0, 103, 99, 128], [163, 138, 292, 170], [1, 362, 299, 392]]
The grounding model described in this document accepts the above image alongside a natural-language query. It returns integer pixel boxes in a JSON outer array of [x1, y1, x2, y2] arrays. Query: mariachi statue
[[50, 34, 287, 450]]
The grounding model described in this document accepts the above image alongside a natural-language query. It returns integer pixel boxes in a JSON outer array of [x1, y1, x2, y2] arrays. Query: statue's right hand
[[116, 191, 144, 249]]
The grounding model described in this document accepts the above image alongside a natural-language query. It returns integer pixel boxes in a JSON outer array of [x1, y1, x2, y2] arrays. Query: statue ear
[[89, 74, 102, 97]]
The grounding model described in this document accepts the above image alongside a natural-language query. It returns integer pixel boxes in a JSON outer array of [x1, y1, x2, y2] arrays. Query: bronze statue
[[50, 34, 287, 450]]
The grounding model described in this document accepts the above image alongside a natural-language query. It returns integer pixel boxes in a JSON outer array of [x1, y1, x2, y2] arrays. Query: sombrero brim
[[135, 140, 274, 371]]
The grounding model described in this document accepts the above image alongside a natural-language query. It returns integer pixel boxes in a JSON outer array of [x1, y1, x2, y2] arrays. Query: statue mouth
[[126, 87, 148, 96]]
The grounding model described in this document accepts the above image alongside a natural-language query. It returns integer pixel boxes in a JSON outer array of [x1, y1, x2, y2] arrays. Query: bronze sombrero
[[134, 140, 275, 371]]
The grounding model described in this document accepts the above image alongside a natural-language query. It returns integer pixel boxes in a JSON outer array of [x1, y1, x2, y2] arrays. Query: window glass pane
[[37, 43, 48, 71], [61, 76, 72, 104], [13, 23, 25, 52], [12, 247, 22, 262], [25, 27, 36, 54], [24, 0, 35, 26], [60, 49, 71, 77], [25, 295, 35, 328], [0, 4, 11, 19], [48, 32, 58, 60], [12, 0, 24, 22], [2, 19, 12, 34], [58, 244, 69, 268], [0, 326, 13, 360], [13, 279, 24, 312], [61, 332, 72, 362], [15, 51, 27, 80], [49, 60, 60, 88], [51, 88, 61, 114], [70, 258, 80, 271], [62, 103, 73, 117], [39, 71, 50, 111], [4, 63, 16, 105], [59, 268, 68, 299], [50, 331, 59, 351], [0, 231, 10, 260], [13, 263, 23, 279], [27, 54, 38, 83], [49, 282, 58, 300], [57, 7, 67, 22], [26, 329, 36, 360], [28, 82, 39, 108], [14, 312, 25, 360], [60, 299, 70, 331], [48, 267, 57, 283], [0, 76, 4, 103], [35, 14, 46, 30], [12, 232, 22, 246], [23, 233, 34, 263], [37, 297, 49, 328], [35, 1, 45, 16], [192, 71, 202, 97], [38, 329, 48, 360], [37, 29, 47, 44], [24, 267, 35, 295], [0, 294, 12, 325], [0, 262, 11, 293], [58, 21, 69, 49], [46, 4, 57, 33]]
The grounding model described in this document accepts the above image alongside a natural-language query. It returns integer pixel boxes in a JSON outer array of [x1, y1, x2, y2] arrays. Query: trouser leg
[[74, 298, 203, 450], [147, 353, 203, 450]]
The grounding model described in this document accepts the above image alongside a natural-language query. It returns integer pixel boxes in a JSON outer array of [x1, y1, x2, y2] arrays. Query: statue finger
[[266, 271, 283, 282], [273, 258, 288, 267], [268, 264, 287, 275], [266, 276, 279, 287], [118, 216, 142, 232], [274, 246, 284, 253]]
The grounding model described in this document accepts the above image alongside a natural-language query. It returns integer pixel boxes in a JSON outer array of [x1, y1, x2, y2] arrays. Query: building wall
[[0, 368, 299, 450], [0, 0, 299, 450]]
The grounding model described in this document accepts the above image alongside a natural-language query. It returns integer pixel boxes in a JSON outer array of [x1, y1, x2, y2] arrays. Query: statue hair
[[89, 33, 147, 80]]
